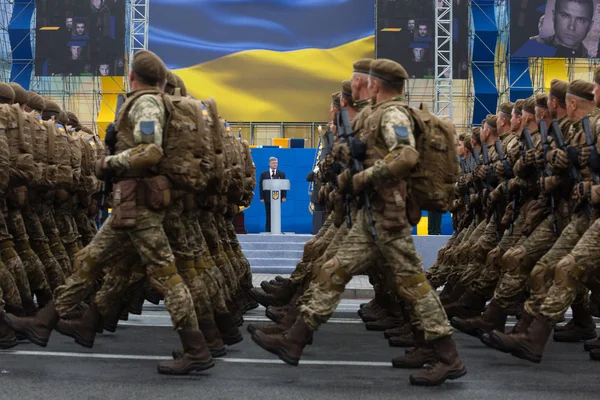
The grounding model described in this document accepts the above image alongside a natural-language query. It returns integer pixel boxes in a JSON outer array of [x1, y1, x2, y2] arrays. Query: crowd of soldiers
[[0, 50, 258, 375]]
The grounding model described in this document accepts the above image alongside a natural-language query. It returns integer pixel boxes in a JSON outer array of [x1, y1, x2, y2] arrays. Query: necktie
[[271, 170, 275, 178]]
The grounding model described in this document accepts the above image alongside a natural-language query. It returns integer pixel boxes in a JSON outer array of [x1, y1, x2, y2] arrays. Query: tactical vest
[[221, 120, 244, 202], [0, 104, 39, 187], [49, 121, 74, 188], [73, 128, 99, 197], [0, 123, 11, 193], [200, 98, 225, 196], [68, 132, 82, 189]]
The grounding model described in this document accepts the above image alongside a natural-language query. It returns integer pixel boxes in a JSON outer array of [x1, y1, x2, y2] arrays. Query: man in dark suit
[[260, 157, 286, 232]]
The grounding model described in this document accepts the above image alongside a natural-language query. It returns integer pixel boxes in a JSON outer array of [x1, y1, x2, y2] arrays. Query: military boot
[[33, 289, 54, 310], [173, 319, 227, 359], [409, 335, 467, 386], [248, 285, 295, 308], [55, 302, 102, 348], [590, 349, 600, 360], [552, 303, 597, 342], [4, 301, 59, 347], [584, 337, 600, 351], [157, 329, 215, 375], [103, 306, 124, 333], [391, 330, 436, 369], [366, 314, 405, 331], [261, 278, 290, 293], [445, 290, 487, 320], [144, 285, 162, 305], [0, 314, 18, 349], [384, 322, 412, 339], [252, 314, 312, 366], [484, 312, 534, 353], [506, 314, 553, 363], [440, 283, 465, 306], [126, 280, 146, 315], [248, 306, 299, 335], [214, 312, 243, 346], [389, 330, 417, 348], [266, 305, 292, 323], [451, 300, 506, 338]]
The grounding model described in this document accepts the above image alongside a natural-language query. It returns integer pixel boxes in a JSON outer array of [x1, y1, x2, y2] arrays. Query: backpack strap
[[12, 104, 28, 153], [44, 121, 56, 164]]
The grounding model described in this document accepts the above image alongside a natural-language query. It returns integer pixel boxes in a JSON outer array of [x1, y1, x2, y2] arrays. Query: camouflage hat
[[369, 59, 408, 83], [513, 99, 525, 115], [131, 50, 168, 86], [535, 93, 548, 109], [595, 67, 600, 85], [166, 70, 177, 89], [498, 101, 514, 116], [26, 91, 45, 112], [549, 79, 568, 103], [58, 110, 69, 125], [522, 97, 536, 114], [459, 133, 473, 151], [44, 100, 61, 115], [341, 80, 352, 98], [0, 83, 15, 102], [353, 58, 373, 74], [332, 91, 341, 107], [173, 74, 187, 97], [471, 126, 481, 144], [567, 79, 594, 102], [67, 111, 80, 127], [485, 114, 497, 129], [8, 83, 29, 106]]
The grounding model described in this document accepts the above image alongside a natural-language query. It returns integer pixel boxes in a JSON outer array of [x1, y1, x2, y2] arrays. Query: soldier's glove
[[579, 146, 592, 169], [337, 169, 352, 192], [495, 162, 505, 182], [538, 176, 559, 194], [129, 143, 164, 169], [508, 177, 521, 193], [352, 169, 372, 195], [590, 185, 600, 205], [457, 176, 467, 192], [475, 165, 487, 181], [95, 156, 109, 180], [524, 149, 537, 166], [469, 193, 480, 205], [466, 172, 473, 185], [534, 150, 546, 169], [547, 149, 568, 172], [572, 181, 592, 202], [489, 186, 503, 206]]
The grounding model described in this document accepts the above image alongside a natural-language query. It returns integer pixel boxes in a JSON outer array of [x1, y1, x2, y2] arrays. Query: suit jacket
[[260, 169, 286, 203]]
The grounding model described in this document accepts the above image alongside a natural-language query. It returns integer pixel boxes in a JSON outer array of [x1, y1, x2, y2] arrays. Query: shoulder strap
[[12, 104, 28, 152], [44, 121, 56, 164]]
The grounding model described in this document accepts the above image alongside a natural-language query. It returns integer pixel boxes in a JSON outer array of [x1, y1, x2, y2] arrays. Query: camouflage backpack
[[0, 125, 10, 193], [0, 104, 39, 186], [406, 103, 459, 212], [200, 98, 225, 195], [221, 120, 244, 202], [73, 128, 99, 197], [44, 121, 73, 188]]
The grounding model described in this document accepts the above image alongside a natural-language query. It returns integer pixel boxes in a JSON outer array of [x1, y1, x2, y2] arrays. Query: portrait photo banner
[[511, 0, 600, 58], [375, 0, 469, 79]]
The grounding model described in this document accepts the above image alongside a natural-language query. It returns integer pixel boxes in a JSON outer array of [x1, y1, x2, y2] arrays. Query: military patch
[[394, 125, 408, 138], [88, 138, 95, 147], [140, 121, 155, 135]]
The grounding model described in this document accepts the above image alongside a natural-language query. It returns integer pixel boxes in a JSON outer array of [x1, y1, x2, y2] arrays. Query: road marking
[[119, 315, 363, 328], [2, 350, 391, 367]]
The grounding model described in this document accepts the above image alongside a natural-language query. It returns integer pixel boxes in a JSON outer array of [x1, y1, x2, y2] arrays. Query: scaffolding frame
[[434, 0, 453, 118]]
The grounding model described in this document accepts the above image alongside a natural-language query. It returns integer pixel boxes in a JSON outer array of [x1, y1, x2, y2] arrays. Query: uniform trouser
[[200, 212, 238, 299], [165, 200, 214, 321], [35, 197, 72, 276], [225, 211, 252, 289], [215, 212, 242, 290], [524, 212, 592, 317], [54, 197, 82, 261], [74, 206, 97, 246], [459, 215, 500, 288], [298, 207, 451, 342], [470, 211, 525, 299], [54, 208, 199, 331], [445, 219, 487, 285], [493, 214, 557, 310], [94, 250, 139, 317], [427, 230, 460, 287], [539, 213, 600, 322]]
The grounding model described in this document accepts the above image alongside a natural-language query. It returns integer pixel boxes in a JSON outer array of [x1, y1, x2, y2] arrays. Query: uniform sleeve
[[107, 95, 166, 172], [380, 107, 416, 150]]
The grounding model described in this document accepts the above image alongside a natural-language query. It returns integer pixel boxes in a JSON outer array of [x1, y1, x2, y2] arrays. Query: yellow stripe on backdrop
[[542, 59, 568, 92], [174, 36, 375, 122], [417, 216, 428, 235], [96, 77, 126, 139]]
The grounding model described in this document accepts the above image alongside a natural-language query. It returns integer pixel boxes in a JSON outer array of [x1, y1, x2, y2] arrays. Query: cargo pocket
[[380, 182, 408, 231], [145, 176, 172, 211], [111, 179, 138, 229]]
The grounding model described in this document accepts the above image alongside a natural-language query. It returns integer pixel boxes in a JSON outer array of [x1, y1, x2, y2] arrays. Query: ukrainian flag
[[148, 0, 374, 122]]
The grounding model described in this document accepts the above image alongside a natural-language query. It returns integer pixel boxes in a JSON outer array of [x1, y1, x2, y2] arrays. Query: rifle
[[540, 120, 558, 236], [495, 139, 517, 233], [339, 108, 377, 239], [460, 159, 470, 207], [481, 143, 501, 239], [98, 93, 125, 225]]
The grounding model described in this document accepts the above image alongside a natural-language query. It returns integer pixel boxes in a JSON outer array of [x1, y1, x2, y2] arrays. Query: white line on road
[[2, 350, 391, 367]]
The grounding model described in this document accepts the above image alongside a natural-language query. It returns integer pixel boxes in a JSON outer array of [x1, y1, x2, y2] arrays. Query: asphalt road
[[0, 300, 597, 400]]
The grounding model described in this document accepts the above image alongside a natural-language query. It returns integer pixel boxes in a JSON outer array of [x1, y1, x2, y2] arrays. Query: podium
[[263, 179, 290, 234]]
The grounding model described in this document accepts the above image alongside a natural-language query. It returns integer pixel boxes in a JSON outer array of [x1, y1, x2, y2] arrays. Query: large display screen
[[511, 0, 600, 58], [376, 0, 469, 79], [35, 0, 126, 76]]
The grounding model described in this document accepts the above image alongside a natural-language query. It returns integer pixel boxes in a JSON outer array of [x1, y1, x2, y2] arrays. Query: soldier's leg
[[74, 205, 96, 247], [54, 196, 82, 262], [0, 259, 25, 315], [0, 283, 18, 348], [36, 196, 72, 276]]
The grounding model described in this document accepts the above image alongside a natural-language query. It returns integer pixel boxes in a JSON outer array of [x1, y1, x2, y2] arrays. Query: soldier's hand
[[524, 149, 537, 166], [489, 186, 503, 205], [495, 162, 505, 181], [469, 193, 480, 204], [95, 156, 109, 180], [579, 146, 592, 169], [475, 165, 487, 181], [352, 170, 369, 194], [547, 149, 568, 171], [590, 184, 600, 205], [572, 181, 592, 202], [539, 176, 559, 194], [466, 172, 473, 184], [337, 169, 352, 191], [534, 150, 546, 169], [508, 178, 520, 193], [457, 176, 467, 192]]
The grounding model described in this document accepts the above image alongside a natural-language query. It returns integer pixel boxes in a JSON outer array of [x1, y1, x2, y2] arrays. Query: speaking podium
[[263, 179, 290, 234]]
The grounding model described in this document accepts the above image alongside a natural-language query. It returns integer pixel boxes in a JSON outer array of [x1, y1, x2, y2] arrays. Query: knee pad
[[554, 254, 581, 288], [397, 273, 432, 304], [501, 245, 527, 274], [73, 246, 98, 281], [486, 246, 501, 267], [316, 256, 351, 292]]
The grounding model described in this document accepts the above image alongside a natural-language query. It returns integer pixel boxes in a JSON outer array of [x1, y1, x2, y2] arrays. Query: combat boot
[[0, 314, 18, 349], [214, 312, 243, 346], [484, 312, 535, 353], [440, 283, 465, 306], [157, 329, 215, 375], [392, 330, 435, 369], [590, 349, 600, 360], [173, 319, 227, 359], [409, 335, 467, 386], [451, 300, 506, 338], [366, 314, 405, 331], [248, 285, 295, 308], [389, 331, 417, 348], [127, 280, 146, 315], [266, 305, 292, 323], [33, 289, 54, 310], [252, 314, 312, 366], [552, 303, 597, 342], [144, 286, 162, 305], [103, 306, 123, 333], [507, 314, 553, 363], [55, 302, 102, 348], [445, 290, 487, 320], [5, 304, 28, 340], [584, 337, 600, 351], [248, 306, 299, 334], [384, 322, 412, 339], [261, 278, 290, 293], [4, 301, 59, 347], [246, 322, 314, 345]]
